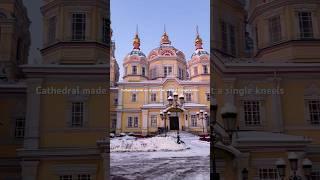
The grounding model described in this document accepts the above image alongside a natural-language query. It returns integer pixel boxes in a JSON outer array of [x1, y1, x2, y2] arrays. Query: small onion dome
[[195, 34, 203, 47], [128, 49, 146, 57], [123, 32, 147, 65], [133, 33, 141, 50], [191, 49, 209, 58], [195, 26, 204, 50], [160, 32, 171, 45]]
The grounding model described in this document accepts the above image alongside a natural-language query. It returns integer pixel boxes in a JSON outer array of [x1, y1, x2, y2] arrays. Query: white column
[[21, 161, 39, 180], [116, 87, 123, 134], [184, 112, 189, 129], [142, 109, 148, 136], [160, 86, 164, 103], [117, 87, 123, 108], [24, 78, 42, 149], [270, 78, 283, 132], [194, 86, 199, 103], [116, 111, 122, 134], [144, 86, 148, 104], [203, 116, 208, 133]]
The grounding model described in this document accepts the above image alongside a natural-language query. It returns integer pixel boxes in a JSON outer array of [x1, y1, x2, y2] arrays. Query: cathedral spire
[[160, 24, 171, 45], [195, 25, 203, 50], [133, 25, 140, 50]]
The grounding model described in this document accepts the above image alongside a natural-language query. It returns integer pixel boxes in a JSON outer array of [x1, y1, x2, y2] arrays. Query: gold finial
[[161, 24, 171, 45], [133, 25, 140, 49], [195, 25, 203, 49]]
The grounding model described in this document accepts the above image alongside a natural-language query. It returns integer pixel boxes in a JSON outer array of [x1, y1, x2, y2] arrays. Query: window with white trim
[[142, 67, 146, 76], [243, 100, 261, 126], [150, 115, 157, 128], [151, 93, 157, 102], [308, 100, 320, 125], [298, 11, 314, 39], [134, 117, 138, 128], [191, 115, 197, 127], [132, 66, 137, 75], [167, 90, 173, 98], [185, 93, 192, 102], [72, 13, 86, 41], [194, 66, 198, 76], [14, 118, 25, 139], [131, 93, 137, 102], [163, 66, 172, 77], [71, 102, 84, 127], [258, 168, 279, 180], [268, 15, 282, 43], [203, 65, 208, 74], [127, 117, 133, 128]]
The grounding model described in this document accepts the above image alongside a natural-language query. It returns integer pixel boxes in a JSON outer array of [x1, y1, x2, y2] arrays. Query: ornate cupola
[[123, 28, 148, 82], [188, 26, 210, 81], [160, 31, 171, 45], [147, 27, 187, 80]]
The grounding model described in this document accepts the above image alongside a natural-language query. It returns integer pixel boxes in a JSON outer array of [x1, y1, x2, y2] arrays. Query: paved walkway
[[111, 132, 210, 180]]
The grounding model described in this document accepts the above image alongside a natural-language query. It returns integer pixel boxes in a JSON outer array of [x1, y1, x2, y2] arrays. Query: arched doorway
[[169, 112, 179, 130], [163, 106, 186, 131]]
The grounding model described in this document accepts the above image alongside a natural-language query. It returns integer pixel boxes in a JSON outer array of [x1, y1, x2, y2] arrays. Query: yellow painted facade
[[212, 0, 320, 179], [110, 29, 210, 136], [1, 0, 109, 179]]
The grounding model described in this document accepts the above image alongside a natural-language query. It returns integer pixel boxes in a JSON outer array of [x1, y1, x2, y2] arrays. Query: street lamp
[[197, 109, 208, 134], [160, 110, 168, 137], [179, 94, 184, 105], [302, 158, 312, 180], [242, 168, 249, 180], [275, 154, 313, 180], [276, 158, 286, 180], [160, 93, 185, 141], [288, 152, 299, 174], [210, 99, 238, 180], [220, 103, 237, 139]]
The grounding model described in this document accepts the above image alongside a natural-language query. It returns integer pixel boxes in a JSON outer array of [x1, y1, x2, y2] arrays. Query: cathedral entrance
[[169, 116, 179, 130]]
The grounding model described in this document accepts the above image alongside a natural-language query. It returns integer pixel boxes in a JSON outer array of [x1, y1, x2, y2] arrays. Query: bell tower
[[40, 0, 109, 64]]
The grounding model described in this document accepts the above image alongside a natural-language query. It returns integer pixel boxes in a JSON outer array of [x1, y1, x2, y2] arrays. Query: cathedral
[[110, 28, 210, 136], [0, 0, 320, 179]]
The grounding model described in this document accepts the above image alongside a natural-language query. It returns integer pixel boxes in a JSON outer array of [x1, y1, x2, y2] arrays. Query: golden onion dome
[[133, 33, 141, 49], [195, 35, 203, 45], [160, 31, 171, 45]]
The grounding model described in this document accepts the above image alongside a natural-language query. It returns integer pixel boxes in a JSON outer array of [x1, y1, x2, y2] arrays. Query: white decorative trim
[[66, 94, 89, 128]]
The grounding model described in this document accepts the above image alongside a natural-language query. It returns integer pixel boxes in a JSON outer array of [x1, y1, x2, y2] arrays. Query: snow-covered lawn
[[111, 135, 189, 152], [111, 132, 210, 180]]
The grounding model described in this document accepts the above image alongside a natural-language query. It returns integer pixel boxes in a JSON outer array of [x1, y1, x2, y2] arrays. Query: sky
[[111, 0, 210, 79], [23, 0, 42, 64]]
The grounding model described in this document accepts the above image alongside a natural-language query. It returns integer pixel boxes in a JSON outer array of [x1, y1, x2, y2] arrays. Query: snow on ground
[[111, 132, 210, 180], [111, 135, 189, 152]]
